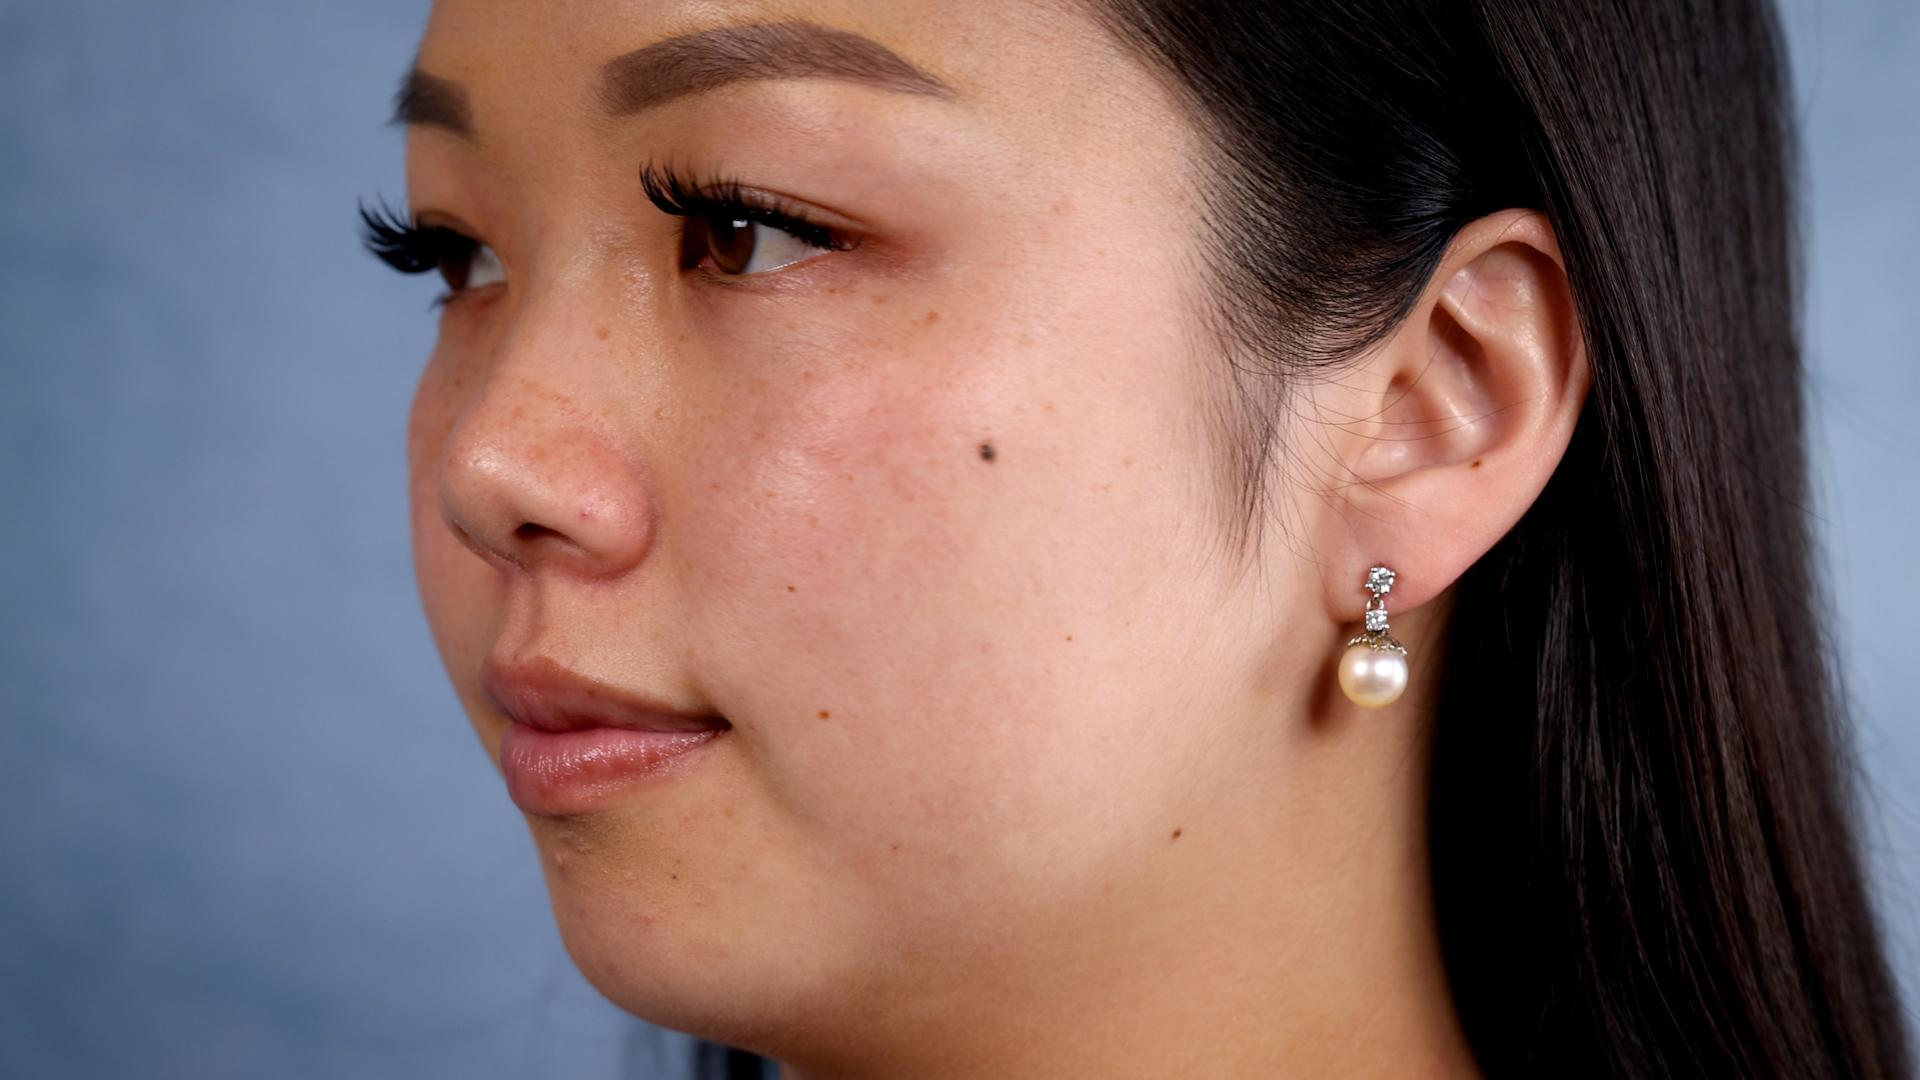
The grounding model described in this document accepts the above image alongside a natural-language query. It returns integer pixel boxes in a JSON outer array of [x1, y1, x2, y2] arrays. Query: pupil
[[707, 216, 755, 274]]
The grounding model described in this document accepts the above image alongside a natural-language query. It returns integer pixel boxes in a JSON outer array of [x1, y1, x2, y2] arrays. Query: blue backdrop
[[2, 2, 1913, 1076]]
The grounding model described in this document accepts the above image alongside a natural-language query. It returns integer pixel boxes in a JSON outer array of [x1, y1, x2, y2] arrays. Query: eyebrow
[[391, 68, 472, 135], [599, 20, 953, 114], [391, 21, 953, 135]]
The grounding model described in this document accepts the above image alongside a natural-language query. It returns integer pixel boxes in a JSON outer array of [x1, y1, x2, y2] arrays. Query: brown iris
[[684, 214, 757, 275], [438, 242, 476, 291]]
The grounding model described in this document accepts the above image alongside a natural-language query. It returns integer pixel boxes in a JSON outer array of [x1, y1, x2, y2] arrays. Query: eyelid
[[638, 158, 850, 235]]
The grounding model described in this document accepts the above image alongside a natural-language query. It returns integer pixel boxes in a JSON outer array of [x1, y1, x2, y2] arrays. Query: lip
[[481, 655, 728, 816]]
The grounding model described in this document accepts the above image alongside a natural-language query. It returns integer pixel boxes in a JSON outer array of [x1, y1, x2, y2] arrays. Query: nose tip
[[437, 391, 656, 580]]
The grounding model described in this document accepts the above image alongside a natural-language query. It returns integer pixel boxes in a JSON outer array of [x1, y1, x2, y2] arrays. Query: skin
[[402, 1, 1589, 1075]]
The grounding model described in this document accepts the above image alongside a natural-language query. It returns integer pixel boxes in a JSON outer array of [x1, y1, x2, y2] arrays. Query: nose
[[436, 368, 657, 581]]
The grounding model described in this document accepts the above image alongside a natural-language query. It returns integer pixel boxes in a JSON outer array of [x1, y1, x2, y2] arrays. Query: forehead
[[414, 0, 1137, 119]]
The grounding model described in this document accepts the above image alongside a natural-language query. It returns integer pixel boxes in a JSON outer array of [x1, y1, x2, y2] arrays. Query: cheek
[[671, 299, 1217, 907]]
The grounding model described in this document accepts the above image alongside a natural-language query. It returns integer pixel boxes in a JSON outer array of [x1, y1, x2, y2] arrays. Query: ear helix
[[1337, 565, 1409, 708]]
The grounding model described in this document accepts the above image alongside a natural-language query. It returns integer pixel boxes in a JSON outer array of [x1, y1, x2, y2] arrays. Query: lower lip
[[498, 722, 724, 816]]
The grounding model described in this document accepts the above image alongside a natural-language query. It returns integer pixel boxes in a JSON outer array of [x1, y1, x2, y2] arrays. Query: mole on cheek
[[979, 442, 996, 462]]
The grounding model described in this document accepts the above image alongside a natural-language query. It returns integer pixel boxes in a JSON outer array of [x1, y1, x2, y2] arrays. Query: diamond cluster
[[1366, 565, 1396, 596]]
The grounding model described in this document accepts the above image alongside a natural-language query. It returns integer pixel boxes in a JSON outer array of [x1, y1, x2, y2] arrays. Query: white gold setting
[[1339, 564, 1409, 708], [1346, 565, 1406, 655]]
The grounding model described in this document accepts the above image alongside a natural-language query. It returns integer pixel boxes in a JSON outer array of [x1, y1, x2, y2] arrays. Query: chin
[[519, 809, 828, 1053]]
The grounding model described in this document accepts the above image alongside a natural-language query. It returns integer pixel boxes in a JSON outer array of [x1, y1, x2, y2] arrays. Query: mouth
[[481, 655, 729, 816]]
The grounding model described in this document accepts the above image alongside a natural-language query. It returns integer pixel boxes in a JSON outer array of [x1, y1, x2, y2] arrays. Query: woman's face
[[405, 0, 1324, 1056]]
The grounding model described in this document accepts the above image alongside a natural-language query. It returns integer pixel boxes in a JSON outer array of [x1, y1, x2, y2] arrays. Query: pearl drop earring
[[1338, 565, 1409, 708]]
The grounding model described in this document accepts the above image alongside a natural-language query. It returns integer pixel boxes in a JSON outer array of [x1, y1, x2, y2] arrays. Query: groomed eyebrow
[[598, 20, 954, 114], [391, 68, 472, 136], [391, 21, 954, 136]]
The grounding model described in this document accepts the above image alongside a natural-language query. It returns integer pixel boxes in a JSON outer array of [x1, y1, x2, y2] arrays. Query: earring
[[1338, 565, 1409, 708]]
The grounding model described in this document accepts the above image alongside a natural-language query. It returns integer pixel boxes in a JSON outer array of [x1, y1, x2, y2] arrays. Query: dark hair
[[692, 0, 1914, 1074]]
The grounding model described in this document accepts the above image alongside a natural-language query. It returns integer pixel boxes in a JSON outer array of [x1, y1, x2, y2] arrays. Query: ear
[[1303, 209, 1589, 622]]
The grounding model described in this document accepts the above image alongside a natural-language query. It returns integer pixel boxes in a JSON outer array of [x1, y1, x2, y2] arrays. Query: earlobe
[[1311, 209, 1589, 621]]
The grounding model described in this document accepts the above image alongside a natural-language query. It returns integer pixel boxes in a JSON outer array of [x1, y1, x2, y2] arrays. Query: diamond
[[1366, 566, 1395, 595], [1365, 607, 1389, 632]]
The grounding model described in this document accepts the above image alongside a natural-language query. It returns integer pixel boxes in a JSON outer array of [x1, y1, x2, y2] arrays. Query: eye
[[359, 198, 505, 299], [639, 160, 853, 280], [441, 238, 504, 292], [682, 213, 830, 276]]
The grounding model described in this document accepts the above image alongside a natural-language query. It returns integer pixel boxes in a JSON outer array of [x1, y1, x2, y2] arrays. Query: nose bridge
[[437, 285, 657, 580]]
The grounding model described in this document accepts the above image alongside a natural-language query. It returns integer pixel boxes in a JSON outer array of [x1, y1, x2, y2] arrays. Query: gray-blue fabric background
[[2, 3, 1913, 1076]]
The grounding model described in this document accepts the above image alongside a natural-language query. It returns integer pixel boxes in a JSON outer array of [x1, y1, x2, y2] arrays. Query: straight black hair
[[691, 0, 1914, 1074]]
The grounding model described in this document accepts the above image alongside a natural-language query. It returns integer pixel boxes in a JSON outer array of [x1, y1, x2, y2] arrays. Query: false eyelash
[[358, 196, 479, 276], [638, 159, 853, 254]]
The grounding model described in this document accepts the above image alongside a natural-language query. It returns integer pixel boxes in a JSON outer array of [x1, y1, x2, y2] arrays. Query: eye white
[[730, 222, 829, 276], [466, 242, 506, 289]]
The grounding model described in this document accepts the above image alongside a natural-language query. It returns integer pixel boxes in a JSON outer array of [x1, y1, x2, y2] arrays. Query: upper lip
[[480, 655, 728, 734]]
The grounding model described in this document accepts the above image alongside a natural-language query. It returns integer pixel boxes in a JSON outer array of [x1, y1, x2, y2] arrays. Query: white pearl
[[1338, 642, 1409, 708]]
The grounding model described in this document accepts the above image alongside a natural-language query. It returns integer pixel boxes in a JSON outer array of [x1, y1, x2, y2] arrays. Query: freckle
[[787, 585, 796, 593], [979, 442, 996, 462], [1122, 454, 1134, 467], [922, 309, 940, 326], [512, 405, 525, 420], [671, 873, 679, 880], [818, 709, 831, 719], [872, 293, 890, 305], [595, 325, 610, 341], [890, 843, 900, 852], [1043, 400, 1056, 414], [1051, 198, 1072, 216], [843, 473, 854, 482], [1066, 634, 1073, 642], [1170, 827, 1183, 841], [1472, 459, 1484, 469], [711, 482, 723, 492]]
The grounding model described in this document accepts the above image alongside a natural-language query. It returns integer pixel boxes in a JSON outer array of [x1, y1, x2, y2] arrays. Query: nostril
[[514, 521, 561, 542]]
